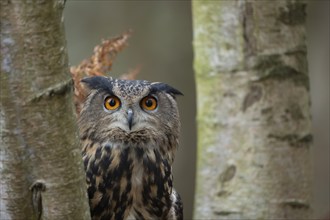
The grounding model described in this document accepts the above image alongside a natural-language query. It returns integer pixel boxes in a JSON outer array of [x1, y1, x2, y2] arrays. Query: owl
[[78, 76, 183, 220]]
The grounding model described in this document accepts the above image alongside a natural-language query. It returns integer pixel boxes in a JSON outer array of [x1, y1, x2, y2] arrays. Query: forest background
[[0, 1, 328, 219]]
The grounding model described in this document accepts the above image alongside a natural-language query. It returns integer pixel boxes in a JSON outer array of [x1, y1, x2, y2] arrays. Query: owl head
[[78, 76, 183, 147]]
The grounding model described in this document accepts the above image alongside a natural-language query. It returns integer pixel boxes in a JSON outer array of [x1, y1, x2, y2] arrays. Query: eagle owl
[[78, 76, 183, 220]]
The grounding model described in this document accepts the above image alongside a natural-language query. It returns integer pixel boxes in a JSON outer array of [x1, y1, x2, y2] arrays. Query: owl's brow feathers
[[81, 76, 183, 97]]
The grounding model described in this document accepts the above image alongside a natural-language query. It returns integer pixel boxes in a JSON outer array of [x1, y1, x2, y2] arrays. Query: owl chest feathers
[[82, 139, 175, 219]]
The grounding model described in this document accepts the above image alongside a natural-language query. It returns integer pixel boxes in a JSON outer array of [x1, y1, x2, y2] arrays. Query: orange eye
[[141, 96, 158, 111], [104, 96, 121, 110]]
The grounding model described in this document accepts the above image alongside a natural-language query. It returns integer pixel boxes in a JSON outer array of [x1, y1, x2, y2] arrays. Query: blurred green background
[[64, 1, 329, 219]]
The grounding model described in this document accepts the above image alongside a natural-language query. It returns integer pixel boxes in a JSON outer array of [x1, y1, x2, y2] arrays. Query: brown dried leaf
[[70, 30, 132, 115]]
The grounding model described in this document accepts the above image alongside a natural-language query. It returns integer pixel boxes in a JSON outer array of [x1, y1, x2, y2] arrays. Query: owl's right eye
[[104, 96, 121, 111]]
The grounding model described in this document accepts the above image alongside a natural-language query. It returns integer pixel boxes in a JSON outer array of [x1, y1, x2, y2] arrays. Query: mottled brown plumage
[[78, 76, 183, 220]]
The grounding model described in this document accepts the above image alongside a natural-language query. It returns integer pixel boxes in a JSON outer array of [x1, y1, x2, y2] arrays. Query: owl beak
[[127, 108, 134, 130]]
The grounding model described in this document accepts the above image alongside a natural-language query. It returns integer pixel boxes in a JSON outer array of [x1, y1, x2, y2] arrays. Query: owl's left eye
[[140, 96, 158, 111], [104, 96, 121, 111]]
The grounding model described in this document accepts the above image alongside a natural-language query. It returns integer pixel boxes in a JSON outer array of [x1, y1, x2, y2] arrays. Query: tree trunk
[[193, 0, 312, 219], [0, 1, 90, 219]]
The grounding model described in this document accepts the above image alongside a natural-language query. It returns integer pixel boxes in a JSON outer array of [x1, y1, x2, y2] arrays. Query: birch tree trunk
[[0, 1, 90, 219], [193, 1, 312, 219]]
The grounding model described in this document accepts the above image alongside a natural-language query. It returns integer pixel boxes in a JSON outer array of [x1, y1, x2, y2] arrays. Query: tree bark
[[0, 1, 90, 219], [193, 0, 312, 219]]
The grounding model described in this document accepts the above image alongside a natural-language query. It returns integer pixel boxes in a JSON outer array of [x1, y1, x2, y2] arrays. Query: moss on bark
[[0, 1, 90, 219], [193, 1, 312, 219]]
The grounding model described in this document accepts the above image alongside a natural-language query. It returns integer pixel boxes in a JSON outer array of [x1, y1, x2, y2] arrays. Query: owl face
[[78, 76, 182, 145]]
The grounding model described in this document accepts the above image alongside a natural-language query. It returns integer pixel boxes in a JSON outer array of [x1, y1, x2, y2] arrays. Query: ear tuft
[[150, 82, 183, 97], [81, 76, 113, 92]]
